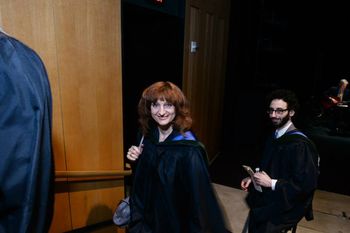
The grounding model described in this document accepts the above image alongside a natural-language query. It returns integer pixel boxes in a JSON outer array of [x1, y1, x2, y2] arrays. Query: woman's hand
[[241, 177, 251, 192], [126, 145, 143, 161]]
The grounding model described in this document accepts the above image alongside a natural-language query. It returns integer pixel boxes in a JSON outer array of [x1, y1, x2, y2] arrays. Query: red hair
[[138, 81, 192, 135]]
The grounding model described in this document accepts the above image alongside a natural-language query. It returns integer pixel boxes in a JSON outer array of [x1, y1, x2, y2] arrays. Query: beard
[[271, 114, 290, 129]]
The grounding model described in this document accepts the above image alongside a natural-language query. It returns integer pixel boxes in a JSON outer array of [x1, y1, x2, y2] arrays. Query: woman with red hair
[[126, 81, 227, 233]]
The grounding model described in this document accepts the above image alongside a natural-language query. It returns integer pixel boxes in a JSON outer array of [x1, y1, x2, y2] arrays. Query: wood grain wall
[[183, 0, 231, 162], [0, 0, 126, 232]]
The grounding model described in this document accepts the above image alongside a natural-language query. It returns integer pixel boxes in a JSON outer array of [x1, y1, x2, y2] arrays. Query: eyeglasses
[[267, 108, 289, 115]]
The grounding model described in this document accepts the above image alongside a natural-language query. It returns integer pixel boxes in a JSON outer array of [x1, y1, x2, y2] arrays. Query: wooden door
[[183, 0, 231, 161]]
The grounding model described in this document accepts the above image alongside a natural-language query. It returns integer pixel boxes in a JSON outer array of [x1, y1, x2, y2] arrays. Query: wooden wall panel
[[51, 0, 125, 231], [0, 0, 67, 171], [50, 183, 72, 232], [0, 1, 71, 232], [53, 0, 124, 171], [69, 180, 123, 229], [0, 0, 125, 232]]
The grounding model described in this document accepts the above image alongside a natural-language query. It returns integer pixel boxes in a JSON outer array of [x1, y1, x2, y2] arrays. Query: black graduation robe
[[0, 32, 54, 233], [128, 129, 227, 233], [246, 130, 319, 232]]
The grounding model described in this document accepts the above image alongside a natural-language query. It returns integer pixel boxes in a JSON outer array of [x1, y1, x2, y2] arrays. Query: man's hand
[[254, 171, 272, 188], [241, 177, 252, 192]]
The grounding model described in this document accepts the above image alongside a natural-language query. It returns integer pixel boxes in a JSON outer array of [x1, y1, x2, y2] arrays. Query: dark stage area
[[210, 1, 350, 196], [121, 1, 184, 152], [121, 1, 350, 197]]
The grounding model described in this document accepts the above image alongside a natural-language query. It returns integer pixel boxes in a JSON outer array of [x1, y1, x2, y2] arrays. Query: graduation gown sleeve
[[273, 139, 319, 212], [182, 145, 227, 233]]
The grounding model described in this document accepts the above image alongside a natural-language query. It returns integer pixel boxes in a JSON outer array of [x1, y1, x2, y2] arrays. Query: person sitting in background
[[323, 78, 349, 108], [322, 78, 350, 134]]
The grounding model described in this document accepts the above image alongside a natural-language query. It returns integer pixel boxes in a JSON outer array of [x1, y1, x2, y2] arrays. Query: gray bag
[[113, 196, 130, 227]]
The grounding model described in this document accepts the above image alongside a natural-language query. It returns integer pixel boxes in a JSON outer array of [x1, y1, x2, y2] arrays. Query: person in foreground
[[0, 30, 54, 232], [241, 89, 320, 233], [126, 81, 228, 233]]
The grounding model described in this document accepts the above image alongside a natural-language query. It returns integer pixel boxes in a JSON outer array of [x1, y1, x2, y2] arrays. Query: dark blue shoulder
[[172, 131, 196, 141]]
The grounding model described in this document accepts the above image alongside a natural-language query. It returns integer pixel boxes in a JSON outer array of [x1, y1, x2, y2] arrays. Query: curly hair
[[137, 81, 192, 135], [266, 89, 300, 112]]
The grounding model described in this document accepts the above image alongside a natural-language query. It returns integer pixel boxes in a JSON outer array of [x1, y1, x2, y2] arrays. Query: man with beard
[[241, 89, 319, 233]]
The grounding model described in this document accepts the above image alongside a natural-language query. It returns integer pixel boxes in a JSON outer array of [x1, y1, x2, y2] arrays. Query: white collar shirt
[[275, 120, 292, 139]]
